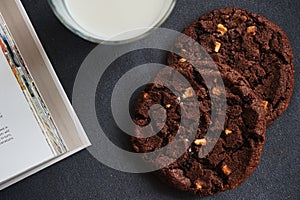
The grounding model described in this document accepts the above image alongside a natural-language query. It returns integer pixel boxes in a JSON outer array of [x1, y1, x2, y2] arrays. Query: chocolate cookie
[[168, 7, 295, 126], [132, 62, 267, 196]]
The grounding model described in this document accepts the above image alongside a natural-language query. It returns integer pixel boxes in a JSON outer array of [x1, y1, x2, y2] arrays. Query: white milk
[[64, 0, 173, 41]]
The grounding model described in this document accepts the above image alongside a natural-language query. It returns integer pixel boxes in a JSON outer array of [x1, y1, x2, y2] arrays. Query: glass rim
[[48, 0, 177, 44]]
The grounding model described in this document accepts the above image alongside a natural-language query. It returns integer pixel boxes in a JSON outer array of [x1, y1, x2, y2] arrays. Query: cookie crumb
[[165, 104, 171, 108], [262, 101, 268, 110], [217, 24, 228, 35], [194, 139, 206, 146], [195, 182, 202, 190], [247, 26, 257, 35], [221, 165, 231, 176], [212, 87, 221, 96], [214, 41, 221, 52], [225, 129, 232, 135], [179, 58, 187, 63], [183, 87, 194, 99]]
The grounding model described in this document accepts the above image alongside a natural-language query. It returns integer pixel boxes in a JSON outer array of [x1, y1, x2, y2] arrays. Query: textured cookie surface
[[132, 62, 267, 196], [168, 7, 295, 126]]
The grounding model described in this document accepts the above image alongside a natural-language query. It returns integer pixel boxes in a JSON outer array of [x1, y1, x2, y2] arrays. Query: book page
[[0, 49, 55, 183], [0, 1, 90, 189], [0, 14, 68, 183]]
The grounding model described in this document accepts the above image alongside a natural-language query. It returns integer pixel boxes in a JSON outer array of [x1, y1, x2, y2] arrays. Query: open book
[[0, 0, 90, 190]]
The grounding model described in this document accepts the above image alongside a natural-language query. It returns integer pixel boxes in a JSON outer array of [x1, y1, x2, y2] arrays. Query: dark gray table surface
[[1, 0, 299, 199]]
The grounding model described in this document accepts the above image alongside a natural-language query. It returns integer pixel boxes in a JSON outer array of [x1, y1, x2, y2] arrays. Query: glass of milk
[[48, 0, 176, 44]]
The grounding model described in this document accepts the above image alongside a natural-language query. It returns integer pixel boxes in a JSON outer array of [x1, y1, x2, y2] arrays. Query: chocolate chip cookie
[[168, 7, 295, 126], [132, 62, 267, 196]]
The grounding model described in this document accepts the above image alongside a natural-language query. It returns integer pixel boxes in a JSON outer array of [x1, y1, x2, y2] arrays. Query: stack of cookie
[[132, 7, 294, 196]]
